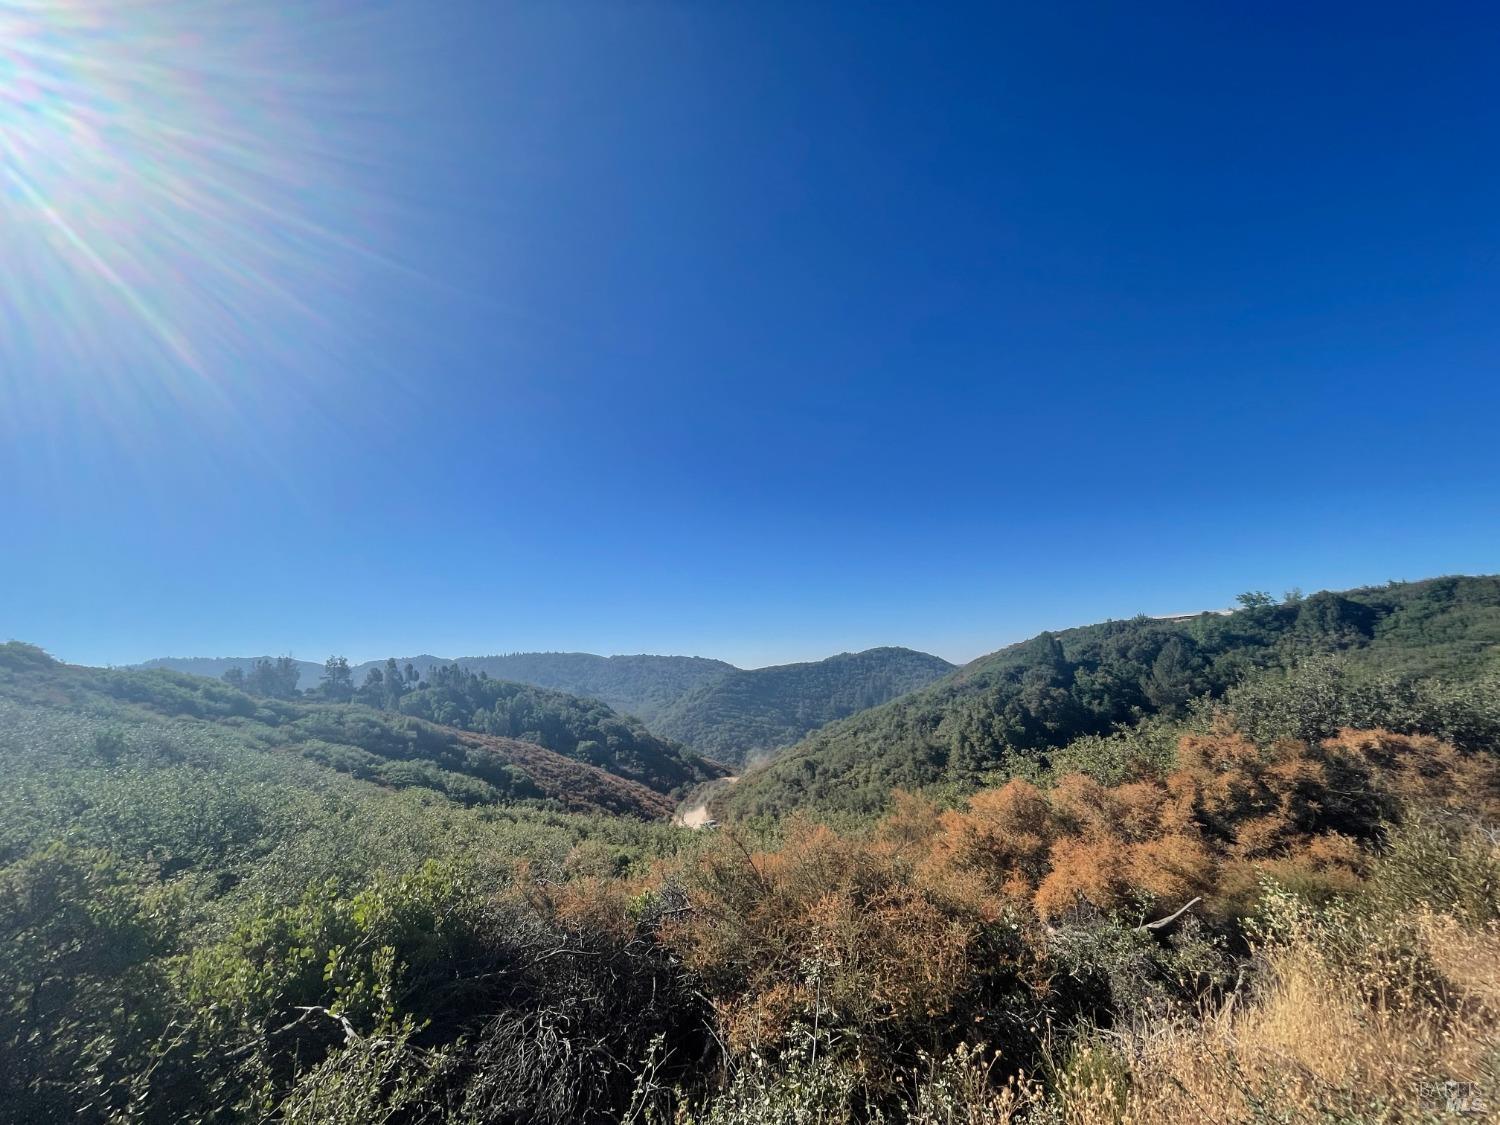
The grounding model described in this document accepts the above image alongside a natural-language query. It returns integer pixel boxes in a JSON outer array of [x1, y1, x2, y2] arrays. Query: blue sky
[[3, 1, 1497, 669]]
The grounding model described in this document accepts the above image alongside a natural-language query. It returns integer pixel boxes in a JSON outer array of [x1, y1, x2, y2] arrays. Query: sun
[[0, 0, 381, 435]]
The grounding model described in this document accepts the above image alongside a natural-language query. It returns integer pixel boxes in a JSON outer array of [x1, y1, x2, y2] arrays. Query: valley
[[5, 574, 1498, 1122]]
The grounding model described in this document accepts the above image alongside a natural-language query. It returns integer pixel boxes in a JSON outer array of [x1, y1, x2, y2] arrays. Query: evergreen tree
[[385, 658, 407, 710], [245, 657, 299, 699], [356, 665, 385, 706], [320, 656, 354, 702]]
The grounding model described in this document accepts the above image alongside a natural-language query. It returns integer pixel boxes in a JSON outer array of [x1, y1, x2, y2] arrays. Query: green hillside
[[723, 575, 1500, 818], [652, 647, 955, 765], [5, 645, 716, 818], [393, 662, 730, 790], [429, 652, 735, 723], [0, 644, 710, 1121]]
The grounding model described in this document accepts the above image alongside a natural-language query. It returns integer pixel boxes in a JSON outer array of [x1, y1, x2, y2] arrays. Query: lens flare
[[0, 0, 386, 447]]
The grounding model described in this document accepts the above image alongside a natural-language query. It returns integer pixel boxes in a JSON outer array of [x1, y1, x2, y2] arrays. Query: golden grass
[[1056, 908, 1500, 1124]]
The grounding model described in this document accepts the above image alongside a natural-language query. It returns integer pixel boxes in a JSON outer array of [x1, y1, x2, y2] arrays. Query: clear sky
[[3, 1, 1497, 670]]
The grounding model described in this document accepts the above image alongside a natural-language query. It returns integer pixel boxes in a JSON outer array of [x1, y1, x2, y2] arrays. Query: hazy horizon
[[37, 567, 1485, 672]]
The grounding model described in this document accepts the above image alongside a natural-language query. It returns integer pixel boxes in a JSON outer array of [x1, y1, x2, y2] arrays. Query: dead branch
[[1135, 896, 1202, 933]]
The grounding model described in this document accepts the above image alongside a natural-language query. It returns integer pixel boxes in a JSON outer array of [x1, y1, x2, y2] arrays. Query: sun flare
[[0, 0, 377, 431]]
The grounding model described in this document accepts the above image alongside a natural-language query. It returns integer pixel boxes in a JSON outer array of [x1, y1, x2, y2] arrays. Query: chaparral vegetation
[[2, 576, 1497, 1123]]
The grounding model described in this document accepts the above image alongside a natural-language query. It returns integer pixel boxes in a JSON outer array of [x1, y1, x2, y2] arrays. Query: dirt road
[[674, 776, 736, 828]]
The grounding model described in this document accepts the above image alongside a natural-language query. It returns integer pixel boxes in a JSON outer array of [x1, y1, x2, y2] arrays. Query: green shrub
[[1222, 656, 1500, 750], [0, 845, 178, 1122], [1359, 813, 1500, 926], [1042, 913, 1233, 1026]]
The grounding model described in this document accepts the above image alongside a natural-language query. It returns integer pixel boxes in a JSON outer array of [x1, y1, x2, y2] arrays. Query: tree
[[356, 665, 385, 707], [1033, 631, 1068, 671], [1145, 637, 1198, 711], [248, 659, 276, 698], [1235, 591, 1276, 610], [222, 667, 246, 690], [274, 656, 302, 698], [384, 658, 407, 710], [321, 656, 354, 703], [245, 656, 301, 699]]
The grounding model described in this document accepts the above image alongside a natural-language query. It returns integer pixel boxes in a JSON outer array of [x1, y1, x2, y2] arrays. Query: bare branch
[[1135, 896, 1202, 933]]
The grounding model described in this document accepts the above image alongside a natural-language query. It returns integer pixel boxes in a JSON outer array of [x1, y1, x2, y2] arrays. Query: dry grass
[[1055, 904, 1500, 1124]]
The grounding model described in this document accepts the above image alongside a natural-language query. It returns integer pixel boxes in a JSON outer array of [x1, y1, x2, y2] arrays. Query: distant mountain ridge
[[652, 647, 956, 765], [137, 655, 327, 690], [135, 647, 959, 768], [430, 653, 736, 724], [136, 652, 736, 722]]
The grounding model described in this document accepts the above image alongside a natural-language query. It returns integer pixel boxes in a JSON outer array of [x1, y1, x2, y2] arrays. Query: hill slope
[[8, 645, 720, 818], [417, 652, 735, 723], [652, 647, 955, 765], [724, 575, 1500, 818], [392, 662, 729, 792]]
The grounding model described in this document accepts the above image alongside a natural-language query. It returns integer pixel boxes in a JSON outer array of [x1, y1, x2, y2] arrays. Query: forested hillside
[[428, 652, 735, 723], [0, 643, 707, 1121], [140, 646, 963, 767], [652, 647, 954, 765], [5, 617, 1498, 1122], [725, 576, 1500, 818], [5, 645, 718, 817], [393, 663, 727, 792]]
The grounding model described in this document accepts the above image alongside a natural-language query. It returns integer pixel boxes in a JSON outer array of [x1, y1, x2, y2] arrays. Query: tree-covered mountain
[[8, 645, 720, 818], [137, 651, 735, 721], [723, 575, 1500, 819], [415, 652, 735, 723], [651, 647, 955, 765], [390, 662, 728, 792]]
